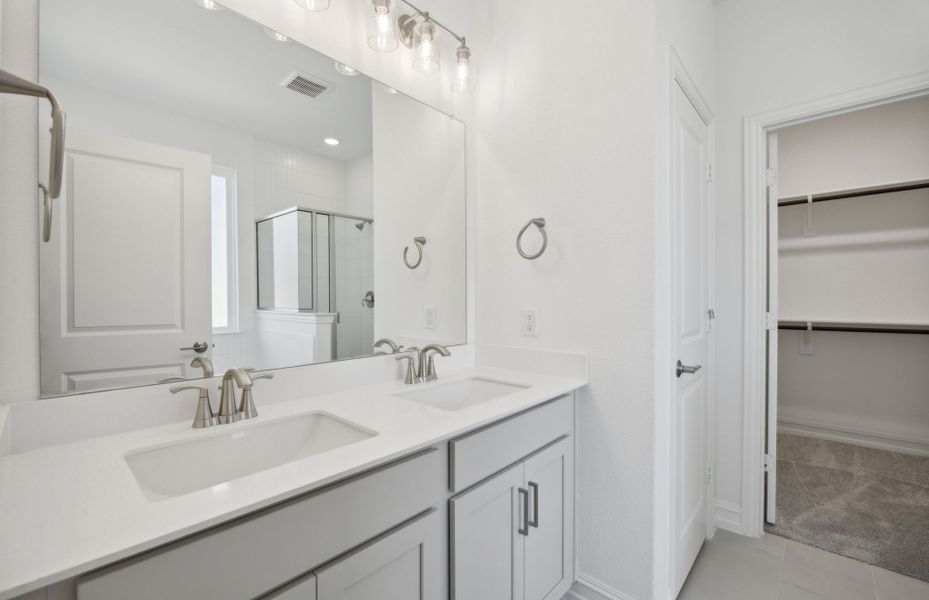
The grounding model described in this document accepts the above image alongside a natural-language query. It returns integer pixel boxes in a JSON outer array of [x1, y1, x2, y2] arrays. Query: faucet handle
[[170, 385, 217, 429], [238, 372, 274, 419], [396, 355, 417, 385]]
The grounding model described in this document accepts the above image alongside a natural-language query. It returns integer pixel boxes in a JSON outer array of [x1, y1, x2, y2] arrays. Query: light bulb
[[294, 0, 330, 10], [451, 44, 473, 93], [412, 19, 440, 74], [367, 0, 399, 52]]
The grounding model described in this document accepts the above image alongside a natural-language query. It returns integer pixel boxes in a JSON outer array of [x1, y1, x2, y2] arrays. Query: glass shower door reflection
[[332, 216, 374, 359]]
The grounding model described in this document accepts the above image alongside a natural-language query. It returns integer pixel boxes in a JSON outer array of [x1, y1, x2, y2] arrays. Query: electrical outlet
[[520, 308, 538, 337], [424, 306, 437, 330]]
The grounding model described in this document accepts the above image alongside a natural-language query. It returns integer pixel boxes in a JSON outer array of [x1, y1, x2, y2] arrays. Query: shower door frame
[[255, 207, 374, 360]]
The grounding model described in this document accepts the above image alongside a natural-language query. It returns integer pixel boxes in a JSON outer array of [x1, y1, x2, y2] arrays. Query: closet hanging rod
[[777, 179, 929, 207], [778, 321, 929, 335]]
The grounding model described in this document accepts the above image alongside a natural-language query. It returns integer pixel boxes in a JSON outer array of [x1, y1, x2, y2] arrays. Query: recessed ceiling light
[[294, 0, 330, 11], [263, 27, 289, 42], [192, 0, 225, 10], [324, 138, 341, 146], [334, 61, 360, 77]]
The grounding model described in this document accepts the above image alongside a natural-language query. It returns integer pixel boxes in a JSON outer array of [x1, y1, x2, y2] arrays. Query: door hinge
[[765, 168, 777, 187], [707, 309, 716, 332], [706, 162, 714, 182], [705, 465, 713, 485], [764, 312, 778, 331], [763, 454, 775, 473]]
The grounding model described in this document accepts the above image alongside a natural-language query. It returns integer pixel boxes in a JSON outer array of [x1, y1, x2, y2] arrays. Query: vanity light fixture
[[192, 0, 225, 10], [263, 27, 289, 42], [411, 17, 440, 74], [294, 0, 331, 11], [334, 61, 361, 77], [324, 137, 341, 146], [451, 41, 472, 93], [367, 0, 399, 52]]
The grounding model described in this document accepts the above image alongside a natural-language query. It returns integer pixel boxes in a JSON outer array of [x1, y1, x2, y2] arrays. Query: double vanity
[[0, 349, 585, 600]]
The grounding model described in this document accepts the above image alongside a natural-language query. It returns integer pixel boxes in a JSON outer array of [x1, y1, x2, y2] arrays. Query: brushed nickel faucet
[[190, 356, 215, 378], [374, 338, 401, 354], [170, 384, 218, 429], [216, 368, 274, 423], [419, 344, 451, 383], [396, 344, 450, 384]]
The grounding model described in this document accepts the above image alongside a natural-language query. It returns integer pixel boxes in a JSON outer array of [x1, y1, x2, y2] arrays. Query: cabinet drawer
[[449, 395, 573, 493], [78, 448, 442, 600]]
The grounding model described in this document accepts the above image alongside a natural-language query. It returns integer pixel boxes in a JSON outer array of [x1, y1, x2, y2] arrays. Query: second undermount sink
[[125, 412, 376, 501], [394, 376, 530, 411]]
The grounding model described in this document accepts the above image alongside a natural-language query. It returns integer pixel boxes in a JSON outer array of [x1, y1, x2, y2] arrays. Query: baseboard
[[714, 500, 744, 534], [778, 417, 929, 457], [565, 573, 637, 600]]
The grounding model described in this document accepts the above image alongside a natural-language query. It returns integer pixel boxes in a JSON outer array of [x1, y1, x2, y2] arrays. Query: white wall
[[713, 0, 929, 534], [372, 89, 467, 347], [776, 98, 929, 455], [471, 0, 715, 597]]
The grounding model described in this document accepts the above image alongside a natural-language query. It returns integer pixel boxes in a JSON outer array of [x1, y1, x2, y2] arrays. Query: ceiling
[[40, 0, 374, 160]]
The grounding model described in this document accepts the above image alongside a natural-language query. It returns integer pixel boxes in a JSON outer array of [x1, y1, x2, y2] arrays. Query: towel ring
[[403, 236, 427, 269], [38, 182, 52, 243], [516, 218, 547, 260]]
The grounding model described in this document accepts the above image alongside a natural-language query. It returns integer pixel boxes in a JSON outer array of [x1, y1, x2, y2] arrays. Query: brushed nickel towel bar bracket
[[0, 68, 66, 243], [517, 218, 547, 260], [403, 236, 427, 269]]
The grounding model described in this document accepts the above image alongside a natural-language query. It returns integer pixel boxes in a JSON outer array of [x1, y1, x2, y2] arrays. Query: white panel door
[[524, 437, 573, 600], [316, 510, 441, 600], [450, 463, 525, 600], [670, 83, 711, 595], [765, 132, 779, 524], [40, 129, 212, 393]]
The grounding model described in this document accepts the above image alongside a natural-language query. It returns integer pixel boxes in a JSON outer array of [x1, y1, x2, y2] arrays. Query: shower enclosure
[[257, 207, 374, 361]]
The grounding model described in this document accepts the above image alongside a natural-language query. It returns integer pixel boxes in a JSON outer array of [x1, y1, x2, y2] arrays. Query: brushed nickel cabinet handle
[[518, 487, 530, 536], [528, 481, 539, 528]]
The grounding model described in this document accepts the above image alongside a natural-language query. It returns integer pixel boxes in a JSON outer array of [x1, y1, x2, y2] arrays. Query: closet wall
[[777, 96, 929, 455]]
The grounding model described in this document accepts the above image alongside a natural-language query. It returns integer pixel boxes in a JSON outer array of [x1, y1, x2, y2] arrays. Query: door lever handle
[[181, 340, 209, 354], [676, 360, 702, 378]]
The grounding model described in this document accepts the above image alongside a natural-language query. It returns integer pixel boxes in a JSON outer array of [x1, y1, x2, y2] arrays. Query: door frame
[[666, 48, 716, 596], [740, 71, 929, 537]]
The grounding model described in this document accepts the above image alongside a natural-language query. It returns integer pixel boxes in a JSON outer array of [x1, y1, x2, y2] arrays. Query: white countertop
[[0, 365, 584, 599]]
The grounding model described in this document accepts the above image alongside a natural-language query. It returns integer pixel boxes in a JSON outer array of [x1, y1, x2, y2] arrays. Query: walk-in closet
[[765, 96, 929, 582]]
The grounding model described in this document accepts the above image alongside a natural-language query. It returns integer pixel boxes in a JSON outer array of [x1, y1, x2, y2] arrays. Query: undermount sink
[[125, 412, 376, 501], [394, 377, 529, 411]]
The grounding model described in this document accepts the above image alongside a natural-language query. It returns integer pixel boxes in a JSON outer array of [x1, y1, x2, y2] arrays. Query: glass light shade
[[367, 0, 399, 52], [334, 61, 361, 77], [192, 0, 225, 10], [451, 46, 473, 93], [411, 20, 440, 74], [294, 0, 330, 11]]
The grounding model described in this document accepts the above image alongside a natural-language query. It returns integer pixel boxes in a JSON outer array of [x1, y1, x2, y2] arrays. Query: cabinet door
[[524, 437, 574, 600], [450, 463, 526, 600], [316, 509, 441, 600]]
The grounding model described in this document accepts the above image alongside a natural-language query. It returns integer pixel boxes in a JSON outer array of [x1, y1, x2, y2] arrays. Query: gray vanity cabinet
[[450, 436, 574, 600], [316, 510, 442, 600]]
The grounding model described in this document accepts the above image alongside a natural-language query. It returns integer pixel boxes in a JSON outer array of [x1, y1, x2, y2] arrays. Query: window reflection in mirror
[[37, 0, 466, 397]]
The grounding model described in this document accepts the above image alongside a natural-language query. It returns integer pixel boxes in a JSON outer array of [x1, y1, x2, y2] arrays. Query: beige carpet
[[765, 433, 929, 582]]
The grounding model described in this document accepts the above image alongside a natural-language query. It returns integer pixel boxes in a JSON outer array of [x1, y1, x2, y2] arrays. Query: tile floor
[[677, 529, 929, 600]]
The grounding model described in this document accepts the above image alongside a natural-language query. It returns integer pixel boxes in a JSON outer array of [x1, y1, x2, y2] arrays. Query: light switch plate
[[520, 308, 538, 337], [424, 306, 437, 330]]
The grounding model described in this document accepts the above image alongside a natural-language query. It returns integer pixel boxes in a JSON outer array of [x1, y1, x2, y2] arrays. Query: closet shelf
[[778, 319, 929, 335], [778, 178, 929, 207]]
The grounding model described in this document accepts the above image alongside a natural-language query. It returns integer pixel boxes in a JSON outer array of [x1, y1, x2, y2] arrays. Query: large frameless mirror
[[37, 0, 467, 397]]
